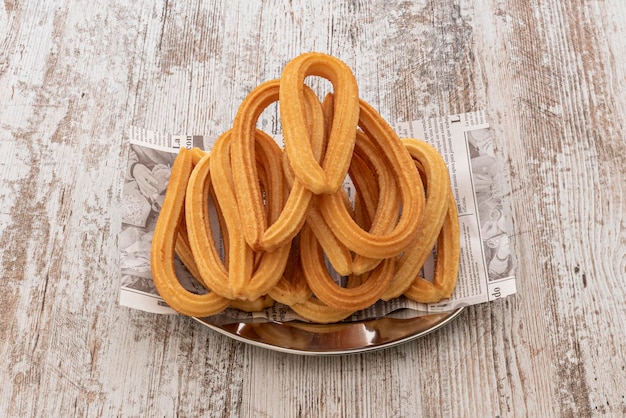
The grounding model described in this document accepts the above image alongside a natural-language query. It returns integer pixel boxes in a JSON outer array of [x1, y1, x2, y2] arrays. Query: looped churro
[[403, 193, 460, 303], [150, 52, 460, 323], [300, 223, 396, 311], [151, 148, 230, 317], [230, 80, 325, 252], [280, 52, 359, 194], [381, 138, 452, 300], [318, 99, 425, 259], [184, 141, 236, 299], [209, 129, 291, 301]]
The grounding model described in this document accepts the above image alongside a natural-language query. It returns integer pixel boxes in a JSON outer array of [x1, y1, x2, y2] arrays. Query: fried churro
[[150, 53, 460, 324]]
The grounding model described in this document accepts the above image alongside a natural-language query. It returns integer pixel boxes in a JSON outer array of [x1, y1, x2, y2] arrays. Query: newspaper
[[118, 111, 516, 323]]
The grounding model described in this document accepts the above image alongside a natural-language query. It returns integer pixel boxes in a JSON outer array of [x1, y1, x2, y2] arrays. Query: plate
[[193, 308, 464, 355]]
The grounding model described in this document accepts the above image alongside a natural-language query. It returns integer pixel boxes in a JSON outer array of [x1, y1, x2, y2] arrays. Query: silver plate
[[193, 308, 464, 355]]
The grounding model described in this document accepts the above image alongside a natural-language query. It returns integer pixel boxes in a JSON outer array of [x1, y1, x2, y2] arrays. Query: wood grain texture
[[0, 0, 624, 417]]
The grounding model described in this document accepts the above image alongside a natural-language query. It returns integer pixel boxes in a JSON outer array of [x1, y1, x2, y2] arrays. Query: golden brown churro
[[151, 148, 230, 317], [230, 81, 325, 252], [280, 52, 359, 194], [318, 99, 425, 260], [299, 223, 396, 311], [381, 138, 452, 300], [403, 194, 460, 303], [150, 52, 460, 323]]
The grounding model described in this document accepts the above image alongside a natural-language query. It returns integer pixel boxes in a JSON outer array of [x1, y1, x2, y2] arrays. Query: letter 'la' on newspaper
[[119, 111, 516, 322]]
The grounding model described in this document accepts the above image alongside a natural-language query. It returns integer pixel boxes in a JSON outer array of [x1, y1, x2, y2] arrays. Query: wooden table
[[1, 1, 624, 416]]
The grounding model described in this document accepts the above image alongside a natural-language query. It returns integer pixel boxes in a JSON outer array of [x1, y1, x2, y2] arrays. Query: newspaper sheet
[[118, 111, 516, 322]]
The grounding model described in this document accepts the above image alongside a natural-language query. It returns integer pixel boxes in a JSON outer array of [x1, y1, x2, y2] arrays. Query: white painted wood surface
[[1, 0, 625, 416]]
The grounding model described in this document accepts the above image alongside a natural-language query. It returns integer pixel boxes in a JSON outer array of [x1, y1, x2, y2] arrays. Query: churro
[[280, 52, 359, 194], [318, 99, 425, 259], [381, 138, 452, 300], [230, 80, 325, 252], [403, 193, 460, 302], [150, 53, 460, 324], [150, 148, 230, 317]]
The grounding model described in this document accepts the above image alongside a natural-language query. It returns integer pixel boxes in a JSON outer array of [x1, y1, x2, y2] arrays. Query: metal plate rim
[[193, 307, 465, 356]]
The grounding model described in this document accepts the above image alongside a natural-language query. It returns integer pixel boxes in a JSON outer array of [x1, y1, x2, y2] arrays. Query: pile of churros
[[150, 52, 460, 323]]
